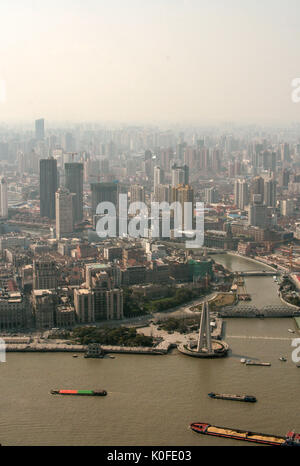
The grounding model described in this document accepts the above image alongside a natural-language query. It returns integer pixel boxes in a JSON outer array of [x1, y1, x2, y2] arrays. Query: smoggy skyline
[[1, 0, 300, 124]]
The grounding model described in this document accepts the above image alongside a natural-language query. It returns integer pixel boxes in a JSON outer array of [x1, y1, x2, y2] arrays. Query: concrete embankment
[[4, 342, 172, 355]]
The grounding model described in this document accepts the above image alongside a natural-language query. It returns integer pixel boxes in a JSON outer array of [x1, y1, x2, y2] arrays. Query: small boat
[[208, 392, 257, 403], [279, 357, 287, 362], [72, 355, 78, 358], [51, 389, 107, 396], [240, 358, 246, 364], [288, 329, 295, 334]]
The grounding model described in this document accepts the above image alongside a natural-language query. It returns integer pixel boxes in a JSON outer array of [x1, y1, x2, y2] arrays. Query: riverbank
[[4, 341, 172, 355]]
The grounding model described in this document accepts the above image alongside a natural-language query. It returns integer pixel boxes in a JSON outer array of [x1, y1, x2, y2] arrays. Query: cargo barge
[[245, 361, 271, 366], [190, 422, 300, 446], [50, 389, 107, 396], [208, 392, 257, 402]]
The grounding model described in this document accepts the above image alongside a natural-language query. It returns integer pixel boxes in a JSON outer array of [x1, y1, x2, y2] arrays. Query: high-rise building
[[74, 288, 95, 323], [76, 264, 124, 322], [205, 187, 219, 204], [154, 166, 164, 190], [278, 169, 290, 188], [171, 184, 194, 231], [154, 184, 171, 203], [248, 203, 268, 228], [55, 188, 74, 240], [33, 259, 58, 290], [234, 180, 249, 210], [160, 148, 173, 170], [39, 158, 58, 219], [92, 271, 123, 321], [63, 132, 74, 152], [264, 178, 277, 207], [32, 289, 55, 329], [280, 199, 294, 217], [251, 176, 265, 203], [280, 143, 290, 162], [171, 164, 189, 186], [91, 182, 119, 216], [64, 163, 83, 223], [130, 185, 145, 204], [35, 118, 45, 140], [0, 177, 8, 217]]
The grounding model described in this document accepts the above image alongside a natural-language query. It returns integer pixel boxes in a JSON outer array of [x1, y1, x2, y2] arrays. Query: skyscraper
[[91, 182, 119, 216], [0, 177, 8, 218], [154, 166, 164, 190], [171, 164, 189, 186], [280, 143, 290, 162], [64, 163, 84, 223], [171, 184, 194, 231], [264, 177, 277, 207], [40, 158, 58, 219], [33, 259, 58, 290], [130, 185, 145, 204], [234, 180, 249, 210], [35, 118, 45, 140], [251, 176, 265, 203], [205, 187, 219, 204], [55, 188, 74, 240]]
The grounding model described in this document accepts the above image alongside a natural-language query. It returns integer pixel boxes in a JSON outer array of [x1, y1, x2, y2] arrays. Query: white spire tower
[[0, 177, 8, 218]]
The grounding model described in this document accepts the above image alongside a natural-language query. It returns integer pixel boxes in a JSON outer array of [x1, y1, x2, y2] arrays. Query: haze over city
[[1, 0, 300, 124], [1, 0, 300, 452]]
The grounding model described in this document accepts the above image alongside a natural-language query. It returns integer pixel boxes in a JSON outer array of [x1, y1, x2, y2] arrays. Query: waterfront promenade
[[3, 340, 172, 355]]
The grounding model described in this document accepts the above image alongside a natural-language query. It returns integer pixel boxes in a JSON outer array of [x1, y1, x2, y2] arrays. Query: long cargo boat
[[245, 361, 271, 366], [50, 389, 107, 396], [190, 422, 300, 446], [208, 392, 257, 402]]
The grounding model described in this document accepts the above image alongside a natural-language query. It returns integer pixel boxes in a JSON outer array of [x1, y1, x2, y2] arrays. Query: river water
[[0, 254, 298, 446]]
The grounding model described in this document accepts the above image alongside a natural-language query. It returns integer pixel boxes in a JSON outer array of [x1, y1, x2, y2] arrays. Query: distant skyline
[[1, 0, 300, 124]]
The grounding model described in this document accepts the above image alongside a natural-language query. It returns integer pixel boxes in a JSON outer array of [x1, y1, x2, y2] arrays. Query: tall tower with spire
[[197, 301, 212, 353], [0, 177, 8, 218], [177, 300, 229, 358]]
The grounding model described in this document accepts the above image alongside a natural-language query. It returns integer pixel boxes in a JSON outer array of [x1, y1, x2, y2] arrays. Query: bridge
[[218, 304, 300, 318]]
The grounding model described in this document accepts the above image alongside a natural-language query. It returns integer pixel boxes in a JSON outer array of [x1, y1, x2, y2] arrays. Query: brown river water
[[0, 254, 298, 445]]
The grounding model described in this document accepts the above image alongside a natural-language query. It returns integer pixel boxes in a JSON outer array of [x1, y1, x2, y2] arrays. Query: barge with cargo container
[[190, 422, 300, 446], [208, 393, 257, 402], [50, 389, 107, 396]]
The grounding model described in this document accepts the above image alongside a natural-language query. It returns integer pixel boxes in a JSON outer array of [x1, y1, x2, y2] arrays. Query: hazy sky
[[1, 0, 300, 124]]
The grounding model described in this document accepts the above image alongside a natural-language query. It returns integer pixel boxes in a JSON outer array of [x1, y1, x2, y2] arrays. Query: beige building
[[32, 289, 55, 329], [0, 292, 26, 330], [74, 267, 124, 323], [74, 288, 95, 323], [55, 187, 74, 240]]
